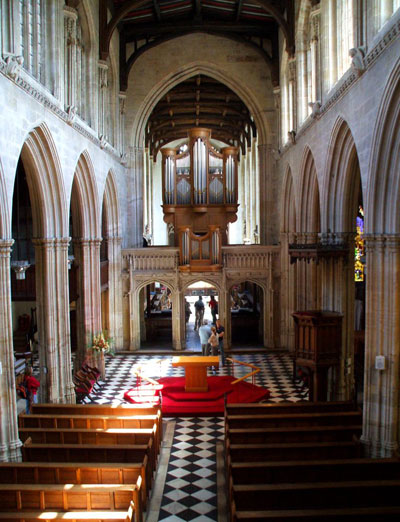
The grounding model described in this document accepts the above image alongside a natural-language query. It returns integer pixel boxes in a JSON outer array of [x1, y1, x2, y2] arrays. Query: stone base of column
[[0, 439, 23, 462]]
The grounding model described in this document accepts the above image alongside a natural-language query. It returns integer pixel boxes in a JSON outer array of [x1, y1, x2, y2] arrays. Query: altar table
[[172, 356, 219, 392]]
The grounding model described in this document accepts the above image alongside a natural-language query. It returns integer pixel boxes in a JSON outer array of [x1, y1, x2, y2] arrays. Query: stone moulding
[[0, 57, 122, 164], [281, 16, 400, 152]]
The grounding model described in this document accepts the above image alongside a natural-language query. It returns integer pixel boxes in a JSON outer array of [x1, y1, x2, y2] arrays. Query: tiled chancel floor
[[81, 353, 308, 521]]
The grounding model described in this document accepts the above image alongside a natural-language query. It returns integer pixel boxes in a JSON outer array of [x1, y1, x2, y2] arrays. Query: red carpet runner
[[124, 376, 270, 416]]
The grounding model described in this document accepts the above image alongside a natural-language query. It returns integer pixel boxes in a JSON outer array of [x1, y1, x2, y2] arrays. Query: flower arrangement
[[90, 332, 113, 354]]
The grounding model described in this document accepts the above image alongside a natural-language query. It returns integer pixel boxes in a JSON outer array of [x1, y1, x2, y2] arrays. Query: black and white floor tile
[[81, 352, 308, 405], [74, 351, 308, 521]]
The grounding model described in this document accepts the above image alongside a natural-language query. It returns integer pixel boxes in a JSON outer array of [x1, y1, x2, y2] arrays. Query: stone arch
[[71, 150, 100, 239], [19, 123, 67, 238], [227, 278, 269, 348], [16, 123, 74, 405], [281, 165, 297, 234], [280, 166, 297, 351], [130, 58, 272, 149], [367, 58, 400, 234], [298, 146, 320, 234], [181, 277, 223, 296], [324, 117, 362, 234], [131, 276, 177, 350], [103, 170, 121, 238]]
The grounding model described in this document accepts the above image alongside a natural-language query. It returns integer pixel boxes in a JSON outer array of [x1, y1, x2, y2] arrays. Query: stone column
[[328, 0, 338, 87], [33, 238, 75, 404], [0, 239, 22, 461], [98, 60, 109, 139], [258, 144, 278, 245], [172, 288, 183, 351], [280, 232, 297, 352], [361, 235, 400, 457], [288, 57, 297, 132], [127, 147, 144, 247], [106, 236, 123, 350], [118, 92, 127, 157], [63, 6, 78, 111], [310, 8, 321, 103], [73, 238, 102, 373]]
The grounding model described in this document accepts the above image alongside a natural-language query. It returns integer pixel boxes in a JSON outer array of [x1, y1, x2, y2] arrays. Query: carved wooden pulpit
[[292, 310, 343, 401]]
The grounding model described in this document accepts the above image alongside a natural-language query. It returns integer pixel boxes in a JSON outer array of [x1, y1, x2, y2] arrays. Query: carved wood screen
[[178, 226, 222, 271]]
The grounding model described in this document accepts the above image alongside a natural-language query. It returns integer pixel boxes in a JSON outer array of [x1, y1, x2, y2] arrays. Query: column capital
[[32, 237, 57, 248], [0, 239, 14, 256], [63, 6, 78, 20]]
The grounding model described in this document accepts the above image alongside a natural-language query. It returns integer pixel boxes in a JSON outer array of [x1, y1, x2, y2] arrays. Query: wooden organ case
[[161, 128, 239, 271]]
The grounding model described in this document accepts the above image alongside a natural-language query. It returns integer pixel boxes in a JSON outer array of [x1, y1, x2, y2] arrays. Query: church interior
[[1, 0, 400, 519]]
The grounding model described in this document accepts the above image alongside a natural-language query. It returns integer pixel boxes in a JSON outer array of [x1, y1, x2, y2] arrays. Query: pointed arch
[[298, 146, 320, 233], [103, 170, 121, 239], [367, 58, 400, 234], [71, 151, 100, 239], [324, 117, 362, 234], [19, 124, 67, 238], [131, 60, 272, 149], [281, 165, 297, 234]]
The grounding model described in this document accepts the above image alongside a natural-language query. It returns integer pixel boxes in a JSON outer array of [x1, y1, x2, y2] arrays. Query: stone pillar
[[73, 238, 102, 373], [172, 288, 183, 351], [310, 8, 321, 103], [280, 232, 297, 352], [107, 236, 123, 350], [118, 92, 127, 157], [0, 239, 22, 461], [361, 235, 400, 457], [258, 144, 278, 245], [328, 0, 338, 87], [63, 6, 78, 111], [288, 57, 297, 132], [33, 238, 75, 404], [98, 60, 109, 139], [127, 147, 144, 247]]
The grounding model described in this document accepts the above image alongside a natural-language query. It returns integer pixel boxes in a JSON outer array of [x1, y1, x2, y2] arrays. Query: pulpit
[[172, 356, 219, 392], [292, 310, 342, 401]]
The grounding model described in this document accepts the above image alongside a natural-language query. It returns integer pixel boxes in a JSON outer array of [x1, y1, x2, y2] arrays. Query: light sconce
[[11, 260, 30, 280]]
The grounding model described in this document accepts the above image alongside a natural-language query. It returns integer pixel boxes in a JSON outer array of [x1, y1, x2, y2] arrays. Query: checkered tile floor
[[75, 352, 308, 521]]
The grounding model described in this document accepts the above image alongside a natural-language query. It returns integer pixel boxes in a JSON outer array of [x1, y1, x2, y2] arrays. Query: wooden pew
[[0, 460, 149, 510], [22, 439, 155, 492], [226, 425, 362, 444], [225, 410, 362, 428], [31, 403, 160, 416], [19, 412, 162, 452], [18, 413, 162, 455], [0, 500, 135, 521], [231, 480, 400, 511], [0, 483, 141, 520], [230, 505, 400, 521], [229, 457, 400, 485], [19, 426, 155, 446], [225, 401, 358, 416], [226, 439, 362, 462]]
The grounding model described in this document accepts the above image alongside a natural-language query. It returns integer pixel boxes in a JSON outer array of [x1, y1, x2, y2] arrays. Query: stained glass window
[[355, 205, 364, 281]]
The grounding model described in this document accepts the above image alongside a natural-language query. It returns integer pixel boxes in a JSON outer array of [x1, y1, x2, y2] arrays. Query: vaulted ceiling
[[145, 74, 256, 157], [99, 0, 294, 153]]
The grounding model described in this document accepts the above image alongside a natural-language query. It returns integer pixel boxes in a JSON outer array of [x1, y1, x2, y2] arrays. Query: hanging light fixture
[[11, 260, 30, 280]]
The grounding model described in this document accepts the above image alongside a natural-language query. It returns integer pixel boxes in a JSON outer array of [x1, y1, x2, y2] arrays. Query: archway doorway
[[140, 282, 173, 347], [185, 281, 218, 351], [11, 160, 38, 372], [354, 195, 365, 404], [230, 282, 263, 346]]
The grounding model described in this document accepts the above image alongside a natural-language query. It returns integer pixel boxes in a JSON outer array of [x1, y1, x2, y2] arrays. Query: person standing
[[23, 366, 40, 414], [194, 295, 205, 330], [208, 326, 219, 357], [208, 295, 218, 324], [199, 320, 212, 356], [215, 318, 226, 366]]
